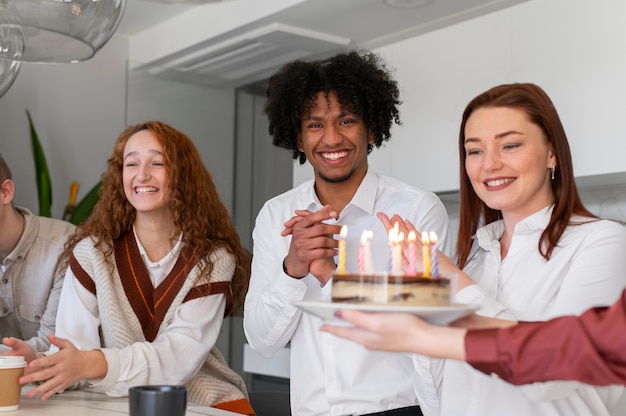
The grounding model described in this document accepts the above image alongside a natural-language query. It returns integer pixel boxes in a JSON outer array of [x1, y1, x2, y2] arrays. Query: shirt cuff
[[465, 329, 507, 379]]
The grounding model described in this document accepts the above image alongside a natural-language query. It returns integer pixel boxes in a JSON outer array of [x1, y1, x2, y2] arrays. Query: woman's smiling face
[[463, 106, 556, 220], [122, 129, 171, 217]]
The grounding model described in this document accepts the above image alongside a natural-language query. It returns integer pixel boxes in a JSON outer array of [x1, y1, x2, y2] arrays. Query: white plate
[[293, 300, 479, 325]]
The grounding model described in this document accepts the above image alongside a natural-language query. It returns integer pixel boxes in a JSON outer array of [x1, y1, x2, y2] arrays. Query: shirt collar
[[6, 206, 36, 263], [132, 227, 184, 268], [305, 169, 379, 216], [475, 204, 554, 244]]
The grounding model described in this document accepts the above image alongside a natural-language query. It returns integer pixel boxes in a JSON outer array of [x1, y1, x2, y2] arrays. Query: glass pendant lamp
[[13, 0, 127, 63], [0, 0, 23, 98], [140, 0, 232, 4], [0, 59, 21, 98]]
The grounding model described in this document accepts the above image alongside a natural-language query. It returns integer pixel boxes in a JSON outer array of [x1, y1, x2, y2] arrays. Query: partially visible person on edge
[[3, 121, 255, 415], [329, 83, 626, 415], [243, 50, 450, 416], [0, 154, 75, 352], [322, 287, 626, 387]]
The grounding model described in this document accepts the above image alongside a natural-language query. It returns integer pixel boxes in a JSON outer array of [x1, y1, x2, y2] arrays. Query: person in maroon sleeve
[[321, 288, 626, 387]]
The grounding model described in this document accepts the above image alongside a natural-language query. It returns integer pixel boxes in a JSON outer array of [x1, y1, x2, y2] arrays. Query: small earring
[[550, 166, 556, 180]]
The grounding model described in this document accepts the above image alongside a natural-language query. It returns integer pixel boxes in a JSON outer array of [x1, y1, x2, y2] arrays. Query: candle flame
[[421, 231, 430, 245], [408, 230, 416, 242], [340, 224, 348, 238], [361, 229, 373, 244], [429, 231, 438, 244]]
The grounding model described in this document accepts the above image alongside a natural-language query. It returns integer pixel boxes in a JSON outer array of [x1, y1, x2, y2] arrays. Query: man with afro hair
[[244, 50, 449, 416]]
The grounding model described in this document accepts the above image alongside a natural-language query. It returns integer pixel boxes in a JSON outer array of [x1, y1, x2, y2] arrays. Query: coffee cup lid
[[0, 356, 27, 369]]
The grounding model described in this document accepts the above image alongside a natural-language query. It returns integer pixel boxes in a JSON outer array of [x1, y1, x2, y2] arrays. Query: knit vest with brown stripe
[[68, 232, 251, 411]]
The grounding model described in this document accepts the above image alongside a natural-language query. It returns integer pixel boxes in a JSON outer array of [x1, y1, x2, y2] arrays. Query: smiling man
[[243, 50, 450, 416]]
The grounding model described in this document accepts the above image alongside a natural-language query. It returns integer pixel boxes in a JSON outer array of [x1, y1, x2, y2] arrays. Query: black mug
[[129, 385, 187, 416]]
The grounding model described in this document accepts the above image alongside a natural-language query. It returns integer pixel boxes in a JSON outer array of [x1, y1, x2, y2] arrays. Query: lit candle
[[358, 231, 365, 274], [429, 231, 439, 278], [388, 222, 403, 275], [422, 231, 431, 278], [407, 230, 417, 276], [337, 225, 347, 274], [359, 230, 374, 274]]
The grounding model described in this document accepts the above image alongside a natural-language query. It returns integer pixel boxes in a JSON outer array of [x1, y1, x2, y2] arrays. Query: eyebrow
[[464, 129, 524, 144], [123, 149, 163, 160], [303, 111, 354, 122]]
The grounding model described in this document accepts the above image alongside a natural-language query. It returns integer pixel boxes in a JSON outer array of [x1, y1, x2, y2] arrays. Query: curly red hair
[[60, 121, 250, 312]]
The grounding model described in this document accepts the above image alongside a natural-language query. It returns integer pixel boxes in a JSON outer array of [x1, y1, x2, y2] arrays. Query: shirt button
[[2, 279, 7, 284], [490, 372, 500, 379], [35, 315, 41, 321], [2, 308, 7, 313], [17, 256, 22, 260]]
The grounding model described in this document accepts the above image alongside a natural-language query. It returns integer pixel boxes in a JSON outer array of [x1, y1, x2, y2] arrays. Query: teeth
[[322, 151, 348, 160], [136, 187, 158, 194], [485, 178, 515, 187]]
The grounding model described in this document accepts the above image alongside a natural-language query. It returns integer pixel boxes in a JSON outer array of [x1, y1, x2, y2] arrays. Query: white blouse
[[440, 207, 626, 415], [51, 231, 229, 397]]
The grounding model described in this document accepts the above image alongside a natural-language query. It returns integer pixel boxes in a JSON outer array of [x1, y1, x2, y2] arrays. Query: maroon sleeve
[[465, 289, 626, 386]]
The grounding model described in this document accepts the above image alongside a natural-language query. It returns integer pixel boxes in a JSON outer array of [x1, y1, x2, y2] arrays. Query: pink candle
[[407, 230, 417, 276], [359, 230, 373, 274]]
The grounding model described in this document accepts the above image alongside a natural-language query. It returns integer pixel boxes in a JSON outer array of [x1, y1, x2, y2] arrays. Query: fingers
[[49, 334, 73, 350], [282, 206, 339, 236]]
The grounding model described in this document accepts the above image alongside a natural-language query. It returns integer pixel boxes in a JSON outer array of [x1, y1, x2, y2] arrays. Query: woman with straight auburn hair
[[345, 83, 626, 416]]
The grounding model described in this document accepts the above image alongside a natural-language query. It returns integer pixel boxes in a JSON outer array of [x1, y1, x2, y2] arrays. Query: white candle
[[388, 222, 403, 275]]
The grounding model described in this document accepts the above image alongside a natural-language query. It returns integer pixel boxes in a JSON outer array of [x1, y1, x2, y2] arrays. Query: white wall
[[126, 72, 236, 212], [0, 36, 237, 219], [294, 0, 626, 193], [0, 36, 129, 219]]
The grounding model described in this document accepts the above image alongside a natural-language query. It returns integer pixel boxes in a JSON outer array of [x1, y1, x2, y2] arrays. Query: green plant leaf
[[26, 110, 53, 217], [69, 181, 101, 225]]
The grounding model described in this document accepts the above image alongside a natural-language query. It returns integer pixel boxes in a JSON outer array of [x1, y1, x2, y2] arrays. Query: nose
[[482, 148, 502, 171], [137, 163, 151, 181], [322, 124, 342, 146]]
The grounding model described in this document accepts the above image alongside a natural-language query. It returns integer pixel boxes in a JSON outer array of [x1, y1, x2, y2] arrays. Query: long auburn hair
[[456, 83, 596, 269], [60, 121, 251, 311]]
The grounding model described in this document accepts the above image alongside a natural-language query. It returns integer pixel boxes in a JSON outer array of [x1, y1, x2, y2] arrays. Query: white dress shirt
[[244, 169, 450, 416], [440, 206, 626, 415], [52, 230, 229, 397]]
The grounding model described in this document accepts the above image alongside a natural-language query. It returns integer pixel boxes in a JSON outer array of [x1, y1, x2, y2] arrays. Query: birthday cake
[[331, 273, 451, 306], [332, 225, 450, 306]]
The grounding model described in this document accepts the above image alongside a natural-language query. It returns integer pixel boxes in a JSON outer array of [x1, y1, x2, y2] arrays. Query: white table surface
[[14, 386, 241, 415]]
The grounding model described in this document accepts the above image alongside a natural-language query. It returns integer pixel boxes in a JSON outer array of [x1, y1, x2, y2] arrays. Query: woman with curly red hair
[[4, 121, 254, 415]]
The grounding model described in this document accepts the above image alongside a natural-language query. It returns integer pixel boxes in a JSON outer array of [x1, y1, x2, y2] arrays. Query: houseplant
[[27, 110, 101, 225]]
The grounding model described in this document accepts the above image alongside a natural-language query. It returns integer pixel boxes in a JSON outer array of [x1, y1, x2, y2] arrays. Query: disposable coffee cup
[[0, 356, 26, 412], [129, 385, 187, 416]]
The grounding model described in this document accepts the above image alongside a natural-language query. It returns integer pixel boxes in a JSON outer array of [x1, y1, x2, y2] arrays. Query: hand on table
[[19, 333, 106, 401]]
